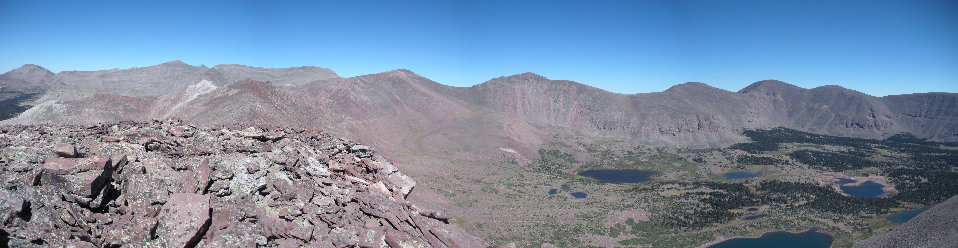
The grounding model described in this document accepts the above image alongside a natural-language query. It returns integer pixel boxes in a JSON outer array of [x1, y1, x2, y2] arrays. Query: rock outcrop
[[0, 119, 484, 247]]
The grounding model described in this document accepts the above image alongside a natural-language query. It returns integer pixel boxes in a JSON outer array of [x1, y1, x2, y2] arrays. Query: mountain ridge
[[2, 62, 957, 154], [3, 62, 953, 97]]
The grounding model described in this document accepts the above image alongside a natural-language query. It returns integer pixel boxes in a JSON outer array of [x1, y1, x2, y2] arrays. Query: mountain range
[[2, 61, 955, 161], [2, 61, 958, 247]]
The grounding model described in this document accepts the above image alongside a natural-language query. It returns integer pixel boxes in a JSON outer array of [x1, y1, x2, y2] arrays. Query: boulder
[[154, 193, 211, 248], [387, 172, 416, 196], [54, 144, 78, 158], [41, 156, 114, 198]]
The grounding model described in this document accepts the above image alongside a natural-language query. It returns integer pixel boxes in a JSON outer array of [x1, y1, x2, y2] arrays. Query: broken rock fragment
[[154, 193, 211, 248]]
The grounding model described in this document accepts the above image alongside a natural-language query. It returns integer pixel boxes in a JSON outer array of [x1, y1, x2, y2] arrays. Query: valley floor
[[399, 128, 958, 247]]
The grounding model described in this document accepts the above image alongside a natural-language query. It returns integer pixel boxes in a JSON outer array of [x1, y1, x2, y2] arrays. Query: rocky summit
[[0, 119, 483, 247]]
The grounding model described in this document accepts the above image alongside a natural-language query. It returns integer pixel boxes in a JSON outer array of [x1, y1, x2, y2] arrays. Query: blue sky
[[1, 0, 956, 96]]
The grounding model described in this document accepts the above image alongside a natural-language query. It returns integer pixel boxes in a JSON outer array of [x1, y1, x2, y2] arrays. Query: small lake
[[578, 169, 656, 184], [689, 148, 714, 153], [708, 230, 833, 248], [835, 178, 856, 185], [742, 214, 768, 220], [840, 181, 885, 198], [570, 192, 587, 198], [724, 171, 761, 180], [548, 189, 558, 195], [886, 207, 930, 224]]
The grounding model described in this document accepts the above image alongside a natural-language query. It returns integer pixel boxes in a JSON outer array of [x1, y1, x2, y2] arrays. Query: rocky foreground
[[0, 119, 485, 247]]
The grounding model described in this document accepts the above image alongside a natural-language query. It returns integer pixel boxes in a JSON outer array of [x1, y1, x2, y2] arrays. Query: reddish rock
[[155, 193, 211, 248], [54, 144, 78, 158], [65, 240, 97, 248], [387, 172, 416, 196], [42, 156, 111, 175], [0, 190, 24, 222], [41, 156, 114, 198], [385, 229, 426, 248], [195, 158, 212, 193], [0, 121, 486, 247]]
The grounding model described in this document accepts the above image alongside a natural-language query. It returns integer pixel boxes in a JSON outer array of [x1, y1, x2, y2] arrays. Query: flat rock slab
[[155, 193, 211, 248], [41, 156, 114, 198], [42, 156, 111, 175]]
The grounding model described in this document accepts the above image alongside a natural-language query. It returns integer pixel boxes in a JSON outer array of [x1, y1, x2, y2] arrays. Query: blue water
[[840, 181, 885, 198], [724, 171, 761, 180], [570, 192, 587, 198], [548, 189, 558, 195], [743, 214, 768, 220], [577, 169, 656, 183], [709, 231, 833, 248], [561, 184, 570, 190], [835, 178, 856, 185], [886, 207, 930, 224]]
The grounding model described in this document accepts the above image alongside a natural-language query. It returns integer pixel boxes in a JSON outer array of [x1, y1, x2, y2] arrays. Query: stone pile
[[0, 119, 484, 247]]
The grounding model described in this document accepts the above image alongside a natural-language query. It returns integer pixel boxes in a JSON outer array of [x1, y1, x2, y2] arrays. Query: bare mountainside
[[2, 62, 956, 155]]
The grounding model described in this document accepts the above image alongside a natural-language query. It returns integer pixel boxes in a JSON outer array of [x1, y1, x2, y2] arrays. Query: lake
[[840, 180, 885, 198], [724, 171, 761, 180], [578, 169, 656, 183], [835, 178, 856, 185], [548, 189, 557, 195], [886, 207, 930, 224], [708, 230, 833, 248], [742, 214, 768, 220], [570, 192, 587, 198]]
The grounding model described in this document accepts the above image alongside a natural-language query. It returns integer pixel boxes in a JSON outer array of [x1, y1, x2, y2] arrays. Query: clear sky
[[1, 0, 956, 96]]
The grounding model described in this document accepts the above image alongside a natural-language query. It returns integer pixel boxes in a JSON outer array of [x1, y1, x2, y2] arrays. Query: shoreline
[[696, 228, 833, 248]]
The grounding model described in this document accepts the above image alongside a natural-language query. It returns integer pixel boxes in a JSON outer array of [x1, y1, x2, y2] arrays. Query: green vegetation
[[757, 181, 899, 214], [736, 155, 787, 165], [532, 149, 579, 174], [890, 169, 958, 205], [497, 129, 956, 247], [0, 91, 40, 121], [788, 150, 877, 171]]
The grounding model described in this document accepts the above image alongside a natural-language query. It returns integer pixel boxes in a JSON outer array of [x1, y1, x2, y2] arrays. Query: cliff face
[[0, 120, 483, 247]]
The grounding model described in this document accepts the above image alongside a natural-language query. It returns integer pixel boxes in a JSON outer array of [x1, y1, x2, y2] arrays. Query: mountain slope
[[2, 62, 957, 150], [854, 194, 958, 248]]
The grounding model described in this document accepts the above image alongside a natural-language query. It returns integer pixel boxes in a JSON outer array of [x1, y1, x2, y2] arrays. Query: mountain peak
[[160, 60, 189, 66], [509, 72, 547, 80], [665, 82, 725, 93], [485, 72, 549, 85], [383, 69, 417, 76], [738, 79, 803, 94], [1, 64, 54, 81]]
